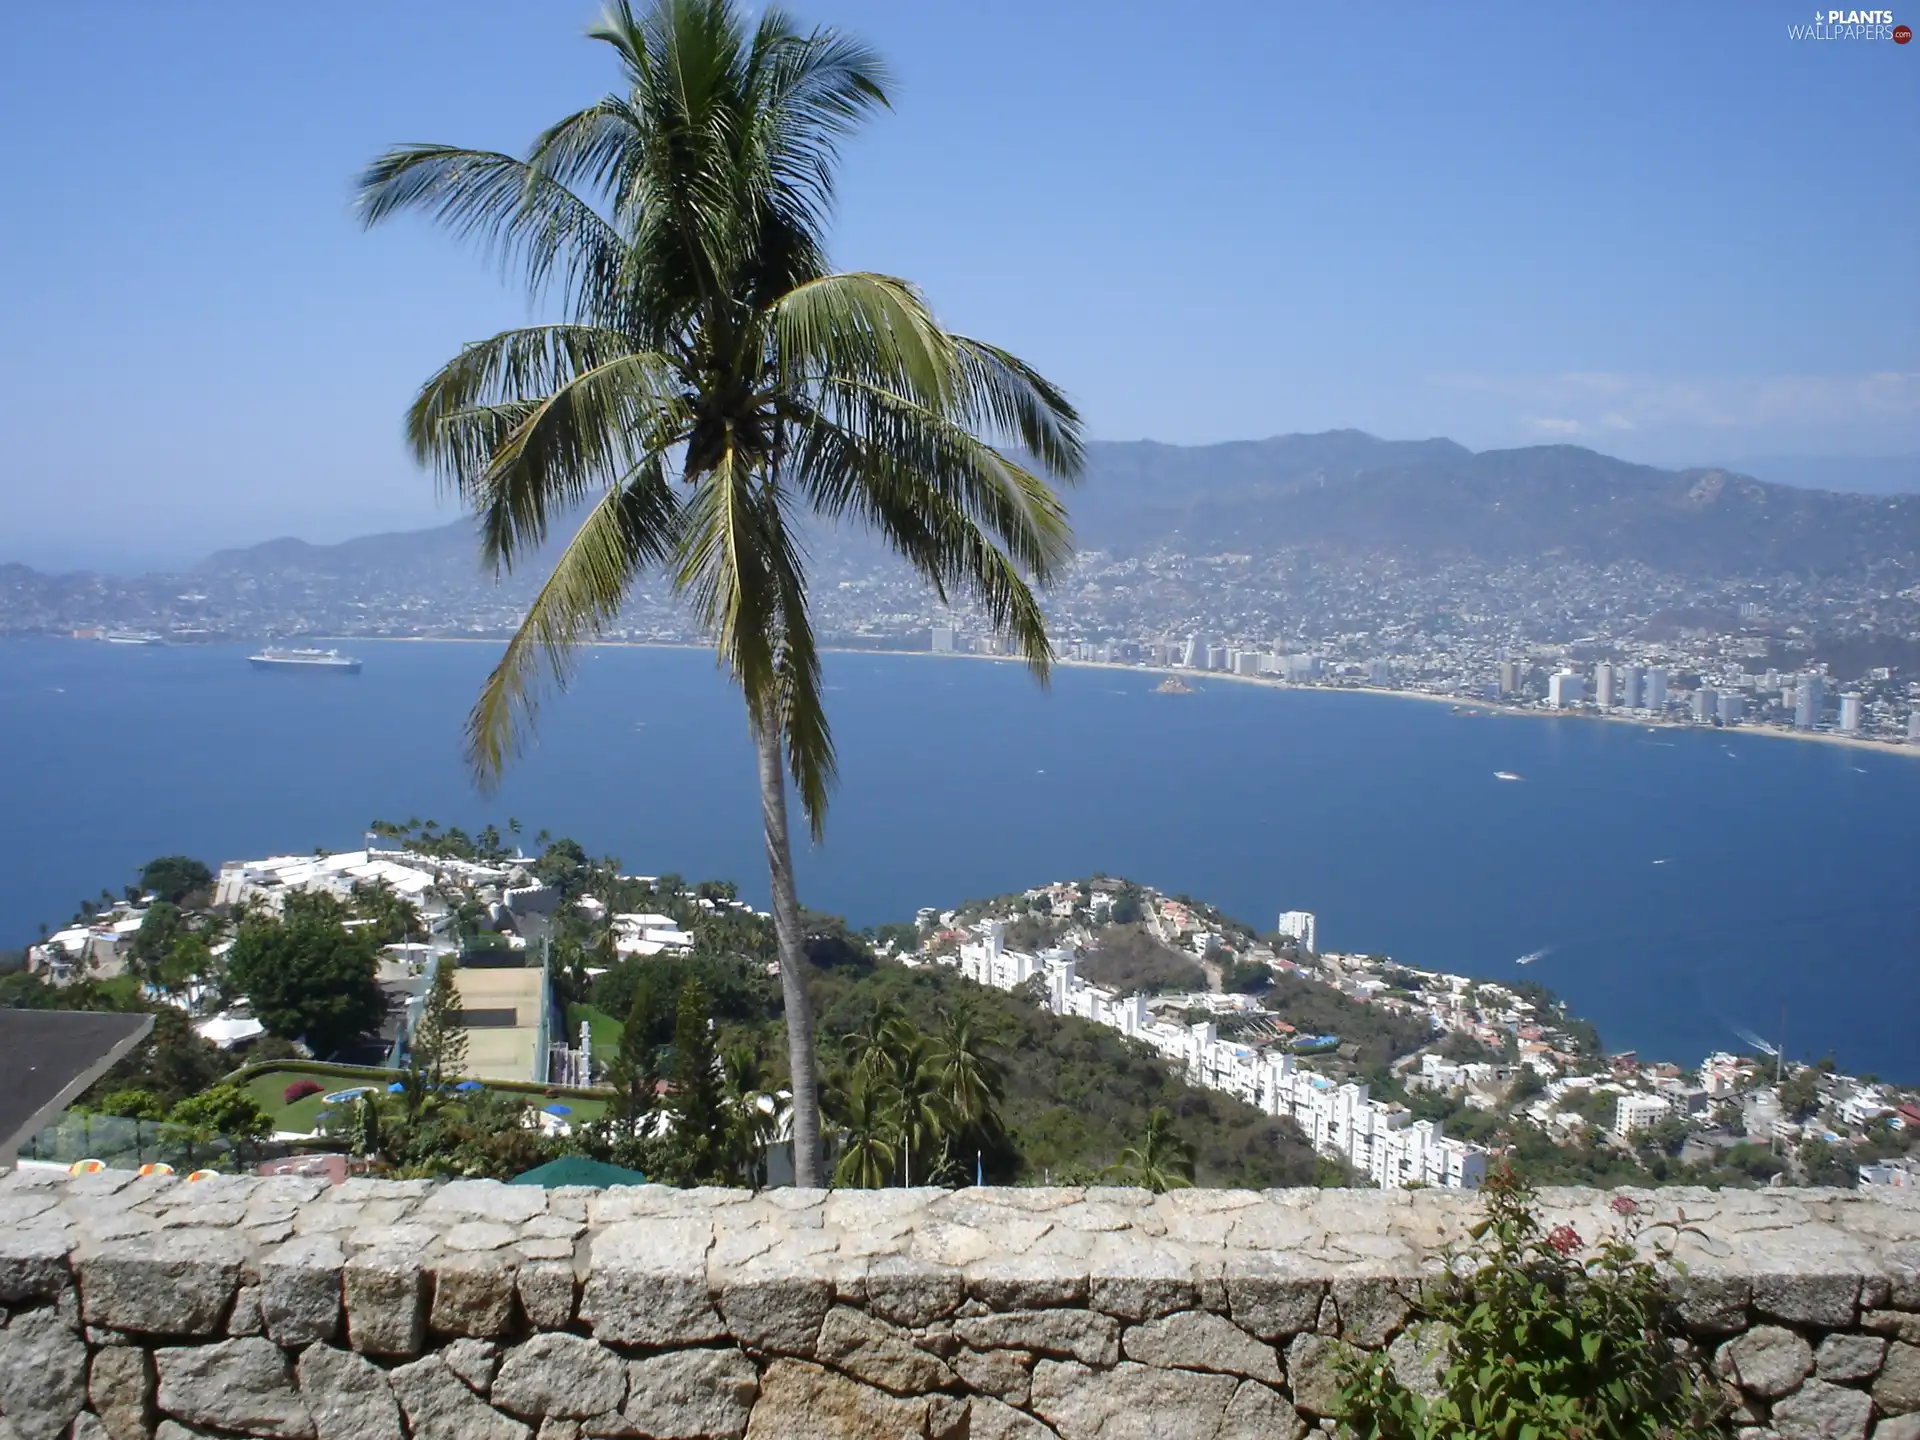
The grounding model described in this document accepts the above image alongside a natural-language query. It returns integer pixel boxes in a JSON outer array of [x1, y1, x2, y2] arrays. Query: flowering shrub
[[1337, 1166, 1726, 1439], [283, 1079, 325, 1104]]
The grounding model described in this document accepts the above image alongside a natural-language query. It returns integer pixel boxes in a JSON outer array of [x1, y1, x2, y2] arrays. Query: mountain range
[[183, 432, 1920, 582]]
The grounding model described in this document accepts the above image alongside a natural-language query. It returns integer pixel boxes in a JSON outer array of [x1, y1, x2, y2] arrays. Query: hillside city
[[13, 835, 1916, 1197], [9, 530, 1920, 746]]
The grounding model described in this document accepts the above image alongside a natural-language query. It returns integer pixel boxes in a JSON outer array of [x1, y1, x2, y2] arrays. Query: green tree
[[352, 880, 426, 944], [927, 1003, 1005, 1178], [140, 856, 213, 905], [169, 1083, 272, 1163], [1108, 1107, 1196, 1193], [94, 1088, 168, 1122], [608, 970, 670, 1134], [224, 896, 388, 1058], [842, 998, 914, 1087], [411, 961, 470, 1086], [129, 901, 185, 982], [829, 1072, 897, 1189], [667, 975, 727, 1180], [720, 1043, 780, 1188], [890, 1045, 949, 1187], [1798, 1136, 1856, 1187], [1779, 1065, 1823, 1121], [356, 0, 1083, 1185], [156, 932, 214, 997]]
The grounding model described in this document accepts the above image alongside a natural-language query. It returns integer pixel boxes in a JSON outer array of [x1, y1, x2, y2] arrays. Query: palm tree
[[928, 1002, 1005, 1138], [720, 1043, 782, 1188], [841, 997, 914, 1086], [356, 0, 1081, 1186], [1109, 1107, 1197, 1193], [829, 1072, 897, 1189], [889, 1045, 949, 1188]]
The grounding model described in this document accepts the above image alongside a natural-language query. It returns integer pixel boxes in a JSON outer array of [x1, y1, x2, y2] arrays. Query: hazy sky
[[3, 1, 1914, 570]]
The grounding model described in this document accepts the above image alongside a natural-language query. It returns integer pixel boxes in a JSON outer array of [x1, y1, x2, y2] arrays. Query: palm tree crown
[[357, 0, 1081, 1186]]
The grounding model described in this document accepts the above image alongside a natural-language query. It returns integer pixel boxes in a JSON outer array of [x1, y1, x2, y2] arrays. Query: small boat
[[1494, 770, 1523, 781], [1516, 949, 1547, 966], [101, 630, 162, 646], [248, 647, 362, 674]]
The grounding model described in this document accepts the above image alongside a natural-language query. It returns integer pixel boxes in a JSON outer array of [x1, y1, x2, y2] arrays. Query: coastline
[[343, 635, 1919, 759]]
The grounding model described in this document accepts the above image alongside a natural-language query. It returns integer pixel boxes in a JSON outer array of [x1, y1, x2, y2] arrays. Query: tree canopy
[[225, 894, 388, 1058], [139, 855, 213, 905]]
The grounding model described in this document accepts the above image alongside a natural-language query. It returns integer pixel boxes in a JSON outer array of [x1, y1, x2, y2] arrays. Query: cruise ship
[[247, 647, 362, 674]]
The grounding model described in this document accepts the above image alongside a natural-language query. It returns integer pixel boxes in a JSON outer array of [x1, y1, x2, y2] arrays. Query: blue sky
[[2, 1, 1914, 569]]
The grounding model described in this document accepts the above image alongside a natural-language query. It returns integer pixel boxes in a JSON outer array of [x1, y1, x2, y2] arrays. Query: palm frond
[[355, 146, 627, 324], [450, 350, 689, 571], [406, 324, 643, 467], [796, 380, 1075, 577], [786, 409, 1057, 679], [672, 444, 783, 718], [465, 460, 681, 786], [952, 336, 1085, 481], [773, 272, 956, 408], [765, 524, 834, 835]]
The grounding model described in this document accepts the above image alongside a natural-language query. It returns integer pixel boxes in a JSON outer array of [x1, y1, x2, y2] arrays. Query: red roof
[[1897, 1104, 1920, 1126]]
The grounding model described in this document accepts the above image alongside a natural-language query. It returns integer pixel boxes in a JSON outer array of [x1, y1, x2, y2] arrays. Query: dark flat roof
[[0, 1009, 154, 1164]]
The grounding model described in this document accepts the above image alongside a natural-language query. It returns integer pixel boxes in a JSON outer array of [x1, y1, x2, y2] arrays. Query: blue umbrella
[[454, 1081, 484, 1092], [542, 1104, 572, 1116], [387, 1082, 406, 1093]]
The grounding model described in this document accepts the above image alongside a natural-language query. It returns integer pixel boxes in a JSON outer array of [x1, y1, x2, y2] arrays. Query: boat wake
[[1516, 947, 1550, 966]]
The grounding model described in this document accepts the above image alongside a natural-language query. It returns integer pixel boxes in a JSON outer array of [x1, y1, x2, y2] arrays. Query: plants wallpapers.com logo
[[1786, 7, 1909, 37]]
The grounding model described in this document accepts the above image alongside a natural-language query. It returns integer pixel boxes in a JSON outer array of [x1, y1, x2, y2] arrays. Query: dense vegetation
[[810, 955, 1328, 1187], [1077, 926, 1206, 995]]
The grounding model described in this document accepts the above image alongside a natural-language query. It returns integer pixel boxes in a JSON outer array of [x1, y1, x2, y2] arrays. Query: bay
[[1, 637, 1914, 1080]]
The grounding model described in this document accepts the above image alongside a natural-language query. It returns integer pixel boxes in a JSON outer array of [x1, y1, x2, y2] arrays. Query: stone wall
[[1, 1167, 1916, 1439]]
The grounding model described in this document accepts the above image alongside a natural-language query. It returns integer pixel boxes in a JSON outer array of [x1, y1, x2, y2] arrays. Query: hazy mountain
[[1720, 455, 1920, 496], [53, 432, 1920, 583], [1056, 433, 1920, 573]]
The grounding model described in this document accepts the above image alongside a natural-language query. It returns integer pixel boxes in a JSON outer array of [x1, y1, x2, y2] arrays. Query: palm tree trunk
[[756, 719, 824, 1188]]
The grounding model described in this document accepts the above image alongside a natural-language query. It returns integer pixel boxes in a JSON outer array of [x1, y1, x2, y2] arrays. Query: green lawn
[[239, 1066, 360, 1133], [236, 1064, 606, 1134]]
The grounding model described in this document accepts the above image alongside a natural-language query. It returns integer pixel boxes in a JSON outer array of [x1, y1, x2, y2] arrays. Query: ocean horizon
[[2, 637, 1914, 1081]]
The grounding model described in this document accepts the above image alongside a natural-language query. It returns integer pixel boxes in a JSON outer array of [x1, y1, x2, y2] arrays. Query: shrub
[[283, 1079, 325, 1104], [1337, 1166, 1726, 1439]]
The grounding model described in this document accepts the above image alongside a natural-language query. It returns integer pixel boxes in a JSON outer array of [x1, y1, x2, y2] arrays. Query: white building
[[1275, 910, 1318, 953], [1717, 692, 1745, 726], [1614, 1093, 1671, 1137], [1547, 671, 1584, 708], [214, 850, 441, 913], [946, 918, 1484, 1190], [1795, 674, 1825, 730], [1644, 668, 1669, 711], [609, 912, 694, 957], [1838, 694, 1863, 733], [1619, 664, 1644, 709], [931, 626, 956, 654], [1593, 663, 1616, 709]]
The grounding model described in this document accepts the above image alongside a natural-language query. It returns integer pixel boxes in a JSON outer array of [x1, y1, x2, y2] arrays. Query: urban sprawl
[[25, 845, 1918, 1193]]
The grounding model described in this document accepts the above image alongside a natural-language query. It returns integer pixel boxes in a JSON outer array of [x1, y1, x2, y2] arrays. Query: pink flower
[[1610, 1195, 1639, 1217], [1547, 1224, 1583, 1256]]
